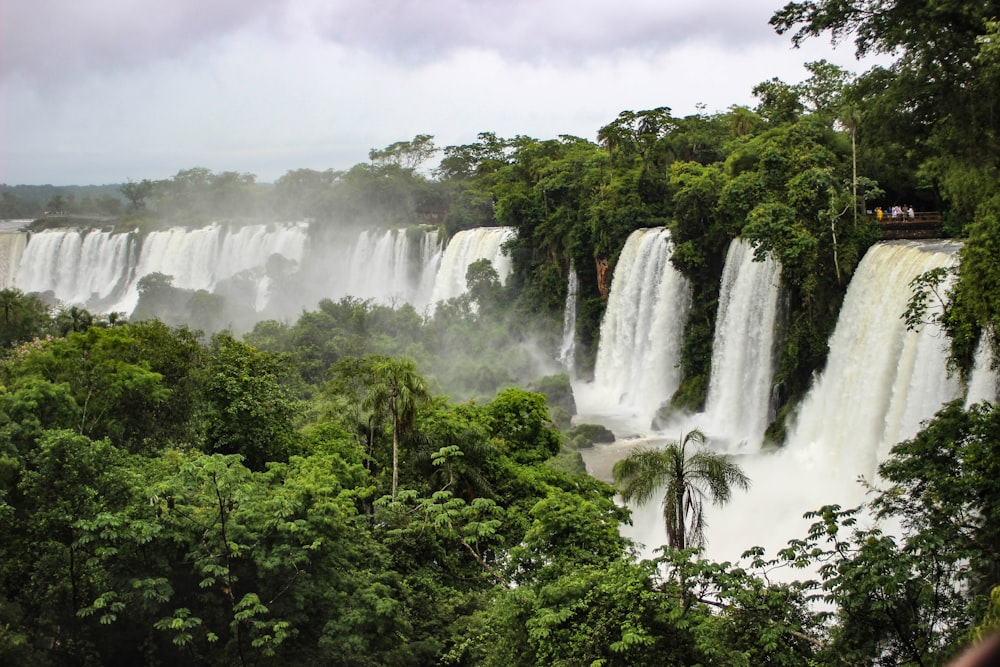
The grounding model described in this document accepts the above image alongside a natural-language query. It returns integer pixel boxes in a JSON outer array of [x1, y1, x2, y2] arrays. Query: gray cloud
[[286, 0, 783, 63], [4, 0, 786, 85], [2, 0, 280, 82], [2, 1, 871, 185]]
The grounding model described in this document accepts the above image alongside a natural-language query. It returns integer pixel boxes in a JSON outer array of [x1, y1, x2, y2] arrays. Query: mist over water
[[2, 223, 515, 329]]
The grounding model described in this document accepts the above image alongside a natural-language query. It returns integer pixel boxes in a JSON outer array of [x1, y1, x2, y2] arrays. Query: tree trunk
[[391, 414, 399, 499]]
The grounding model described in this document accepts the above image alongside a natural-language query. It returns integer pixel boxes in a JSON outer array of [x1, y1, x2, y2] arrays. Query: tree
[[1, 430, 138, 660], [0, 288, 51, 348], [769, 0, 1000, 221], [613, 429, 749, 550], [0, 326, 177, 454], [485, 387, 561, 465], [202, 334, 300, 470], [368, 134, 437, 171], [465, 258, 502, 314], [363, 357, 430, 498], [120, 178, 154, 212], [53, 305, 94, 336]]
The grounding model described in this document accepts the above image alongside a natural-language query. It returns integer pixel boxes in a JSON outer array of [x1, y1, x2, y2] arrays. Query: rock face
[[595, 257, 610, 299]]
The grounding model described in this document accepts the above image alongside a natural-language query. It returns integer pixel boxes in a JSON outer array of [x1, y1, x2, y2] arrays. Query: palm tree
[[363, 357, 430, 499], [613, 429, 749, 550]]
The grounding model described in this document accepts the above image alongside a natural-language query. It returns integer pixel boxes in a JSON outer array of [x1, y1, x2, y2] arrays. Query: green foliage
[[120, 178, 154, 212], [0, 325, 195, 454], [614, 429, 749, 550], [949, 194, 1000, 350], [202, 334, 301, 469], [875, 401, 1000, 598], [485, 388, 561, 465], [362, 356, 431, 498], [0, 289, 51, 349], [565, 422, 615, 448]]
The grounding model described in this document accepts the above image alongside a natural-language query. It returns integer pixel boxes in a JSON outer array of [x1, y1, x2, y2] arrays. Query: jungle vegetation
[[2, 296, 1000, 666], [4, 0, 1000, 663]]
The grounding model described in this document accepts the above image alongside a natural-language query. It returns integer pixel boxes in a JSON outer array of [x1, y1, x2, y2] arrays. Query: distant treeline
[[0, 184, 125, 219]]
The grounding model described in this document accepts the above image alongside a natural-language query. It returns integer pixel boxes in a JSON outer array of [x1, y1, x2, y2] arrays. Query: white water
[[608, 241, 964, 564], [966, 331, 999, 406], [344, 227, 442, 310], [698, 238, 781, 451], [124, 222, 310, 314], [0, 233, 27, 289], [15, 229, 136, 307], [576, 228, 691, 432], [429, 227, 515, 305], [3, 223, 458, 322], [558, 266, 578, 373]]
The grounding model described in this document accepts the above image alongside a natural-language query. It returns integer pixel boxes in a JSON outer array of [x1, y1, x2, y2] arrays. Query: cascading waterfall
[[966, 331, 999, 406], [14, 228, 136, 308], [558, 266, 578, 372], [614, 240, 963, 563], [688, 240, 962, 565], [344, 227, 442, 310], [0, 233, 27, 289], [125, 222, 310, 313], [417, 228, 445, 310], [577, 228, 691, 429], [430, 227, 515, 305], [699, 238, 781, 451], [787, 241, 962, 474], [2, 222, 484, 323]]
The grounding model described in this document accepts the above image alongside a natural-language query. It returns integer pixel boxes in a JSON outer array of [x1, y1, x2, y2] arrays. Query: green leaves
[[614, 429, 749, 551], [154, 607, 205, 646]]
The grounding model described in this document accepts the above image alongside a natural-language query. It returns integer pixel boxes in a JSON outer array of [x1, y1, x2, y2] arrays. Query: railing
[[876, 211, 943, 239]]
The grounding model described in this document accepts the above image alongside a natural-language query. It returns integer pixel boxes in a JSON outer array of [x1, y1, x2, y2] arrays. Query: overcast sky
[[2, 0, 882, 186]]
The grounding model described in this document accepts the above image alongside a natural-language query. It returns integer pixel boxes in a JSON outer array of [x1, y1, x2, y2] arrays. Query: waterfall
[[430, 227, 515, 305], [117, 222, 309, 314], [614, 241, 963, 562], [689, 240, 964, 566], [9, 223, 310, 316], [966, 331, 998, 406], [700, 238, 781, 451], [787, 241, 961, 475], [3, 222, 468, 322], [417, 228, 445, 310], [558, 266, 579, 373], [14, 228, 136, 308], [578, 228, 691, 428], [344, 227, 442, 309], [0, 233, 27, 289]]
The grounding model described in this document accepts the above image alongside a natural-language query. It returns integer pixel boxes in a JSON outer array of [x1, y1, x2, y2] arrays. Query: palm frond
[[614, 429, 750, 551]]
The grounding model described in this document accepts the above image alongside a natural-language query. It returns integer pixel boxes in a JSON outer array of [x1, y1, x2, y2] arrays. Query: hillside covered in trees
[[3, 0, 1000, 664]]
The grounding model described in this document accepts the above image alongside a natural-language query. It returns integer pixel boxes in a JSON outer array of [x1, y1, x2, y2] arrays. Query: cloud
[[5, 0, 793, 86], [1, 0, 879, 184], [1, 0, 280, 83], [298, 0, 784, 62]]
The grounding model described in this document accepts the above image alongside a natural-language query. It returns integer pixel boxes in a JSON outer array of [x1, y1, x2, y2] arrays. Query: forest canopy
[[4, 1, 1000, 664]]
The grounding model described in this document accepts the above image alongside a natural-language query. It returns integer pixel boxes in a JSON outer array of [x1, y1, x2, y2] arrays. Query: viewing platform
[[877, 211, 942, 239]]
